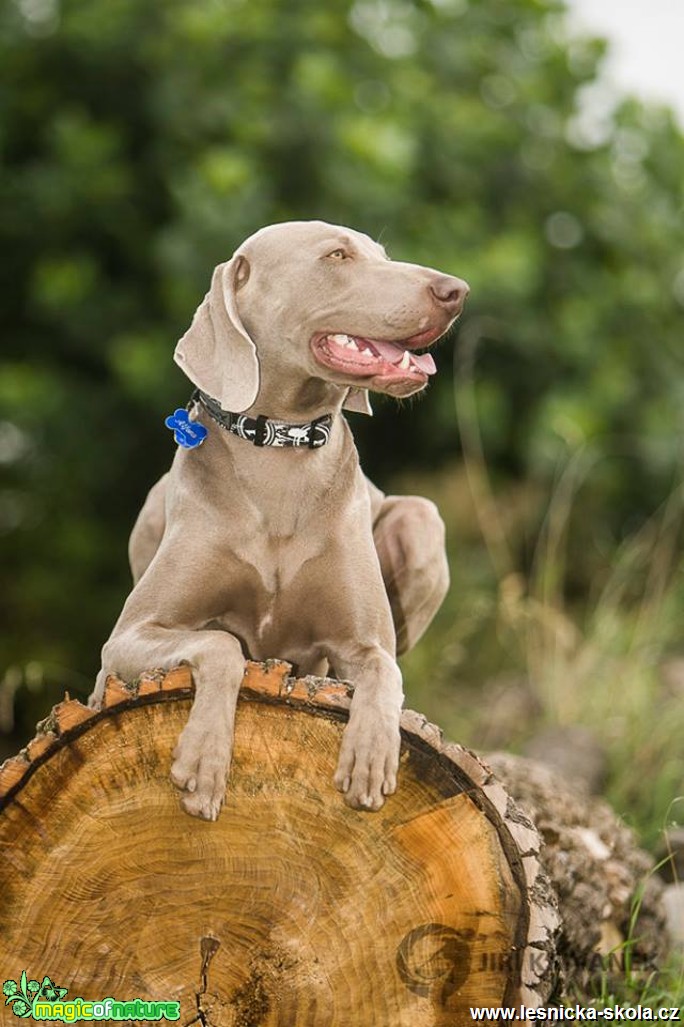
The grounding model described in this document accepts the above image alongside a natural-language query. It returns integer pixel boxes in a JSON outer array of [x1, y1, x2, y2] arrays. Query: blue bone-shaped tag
[[164, 408, 208, 449]]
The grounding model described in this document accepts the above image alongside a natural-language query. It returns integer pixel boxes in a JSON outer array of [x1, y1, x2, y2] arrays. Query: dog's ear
[[343, 388, 373, 416], [174, 256, 259, 412]]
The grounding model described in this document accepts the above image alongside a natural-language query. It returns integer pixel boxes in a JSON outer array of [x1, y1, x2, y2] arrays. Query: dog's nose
[[429, 274, 470, 315]]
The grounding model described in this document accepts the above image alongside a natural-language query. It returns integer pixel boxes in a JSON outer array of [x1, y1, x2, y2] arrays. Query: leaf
[[2, 982, 18, 997], [39, 977, 57, 1000], [19, 972, 27, 999]]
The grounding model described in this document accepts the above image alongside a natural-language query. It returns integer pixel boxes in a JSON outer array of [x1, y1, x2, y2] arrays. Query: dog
[[90, 221, 468, 820]]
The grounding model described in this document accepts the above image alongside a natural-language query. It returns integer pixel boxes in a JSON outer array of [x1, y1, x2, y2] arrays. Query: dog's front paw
[[170, 717, 233, 822], [333, 710, 401, 811]]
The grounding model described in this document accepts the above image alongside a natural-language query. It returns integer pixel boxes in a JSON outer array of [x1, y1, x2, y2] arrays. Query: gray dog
[[91, 221, 468, 820]]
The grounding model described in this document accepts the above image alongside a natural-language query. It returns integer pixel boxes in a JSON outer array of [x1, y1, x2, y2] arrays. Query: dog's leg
[[368, 484, 450, 655], [90, 550, 244, 821], [312, 527, 403, 811], [128, 473, 169, 584], [330, 643, 403, 812], [96, 624, 243, 821]]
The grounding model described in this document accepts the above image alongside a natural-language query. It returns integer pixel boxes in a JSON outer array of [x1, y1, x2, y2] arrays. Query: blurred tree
[[1, 0, 683, 727]]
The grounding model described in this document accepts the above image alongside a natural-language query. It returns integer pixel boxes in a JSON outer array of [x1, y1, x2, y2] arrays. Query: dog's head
[[174, 221, 468, 415]]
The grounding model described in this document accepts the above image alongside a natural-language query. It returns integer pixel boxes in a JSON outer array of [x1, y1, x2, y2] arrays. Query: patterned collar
[[194, 390, 333, 449]]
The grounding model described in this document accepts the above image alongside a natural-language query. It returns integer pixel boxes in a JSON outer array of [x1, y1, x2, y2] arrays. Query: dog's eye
[[327, 249, 349, 260]]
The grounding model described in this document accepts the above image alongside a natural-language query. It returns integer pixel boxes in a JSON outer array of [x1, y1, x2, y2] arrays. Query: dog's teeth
[[399, 350, 411, 370], [330, 333, 361, 351]]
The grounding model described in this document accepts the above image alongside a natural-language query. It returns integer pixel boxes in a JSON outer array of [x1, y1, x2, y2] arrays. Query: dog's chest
[[214, 487, 335, 659], [232, 529, 318, 595], [212, 530, 327, 663], [195, 434, 357, 656]]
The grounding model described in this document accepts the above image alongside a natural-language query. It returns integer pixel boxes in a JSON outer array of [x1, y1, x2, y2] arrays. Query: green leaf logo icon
[[2, 970, 68, 1018], [2, 970, 70, 1018]]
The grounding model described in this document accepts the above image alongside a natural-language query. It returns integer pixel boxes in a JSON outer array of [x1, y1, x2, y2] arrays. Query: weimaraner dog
[[91, 221, 468, 820]]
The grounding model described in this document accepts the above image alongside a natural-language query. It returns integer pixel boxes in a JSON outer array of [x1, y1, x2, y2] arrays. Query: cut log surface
[[0, 663, 558, 1026]]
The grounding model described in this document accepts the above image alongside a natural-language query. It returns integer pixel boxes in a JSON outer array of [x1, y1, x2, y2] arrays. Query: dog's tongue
[[371, 339, 437, 375], [408, 350, 437, 374]]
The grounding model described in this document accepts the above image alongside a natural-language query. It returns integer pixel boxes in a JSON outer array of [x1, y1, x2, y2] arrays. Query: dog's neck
[[244, 372, 348, 424]]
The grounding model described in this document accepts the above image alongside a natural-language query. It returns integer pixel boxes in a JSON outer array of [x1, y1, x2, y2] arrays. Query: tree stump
[[0, 662, 558, 1025]]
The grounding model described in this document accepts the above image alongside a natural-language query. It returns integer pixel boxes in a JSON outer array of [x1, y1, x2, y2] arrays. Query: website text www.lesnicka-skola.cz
[[469, 1004, 682, 1021]]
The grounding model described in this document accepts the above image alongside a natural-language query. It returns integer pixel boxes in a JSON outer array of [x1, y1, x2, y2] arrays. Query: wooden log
[[486, 753, 671, 993], [0, 662, 558, 1024]]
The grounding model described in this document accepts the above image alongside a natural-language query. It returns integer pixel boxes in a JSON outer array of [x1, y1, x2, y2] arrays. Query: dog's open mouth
[[312, 331, 438, 385]]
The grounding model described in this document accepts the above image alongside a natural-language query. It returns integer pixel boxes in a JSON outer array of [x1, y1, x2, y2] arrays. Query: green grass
[[397, 457, 684, 842], [572, 956, 684, 1011]]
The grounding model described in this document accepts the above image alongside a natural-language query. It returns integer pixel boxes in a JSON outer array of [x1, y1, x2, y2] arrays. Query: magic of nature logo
[[3, 971, 180, 1022]]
